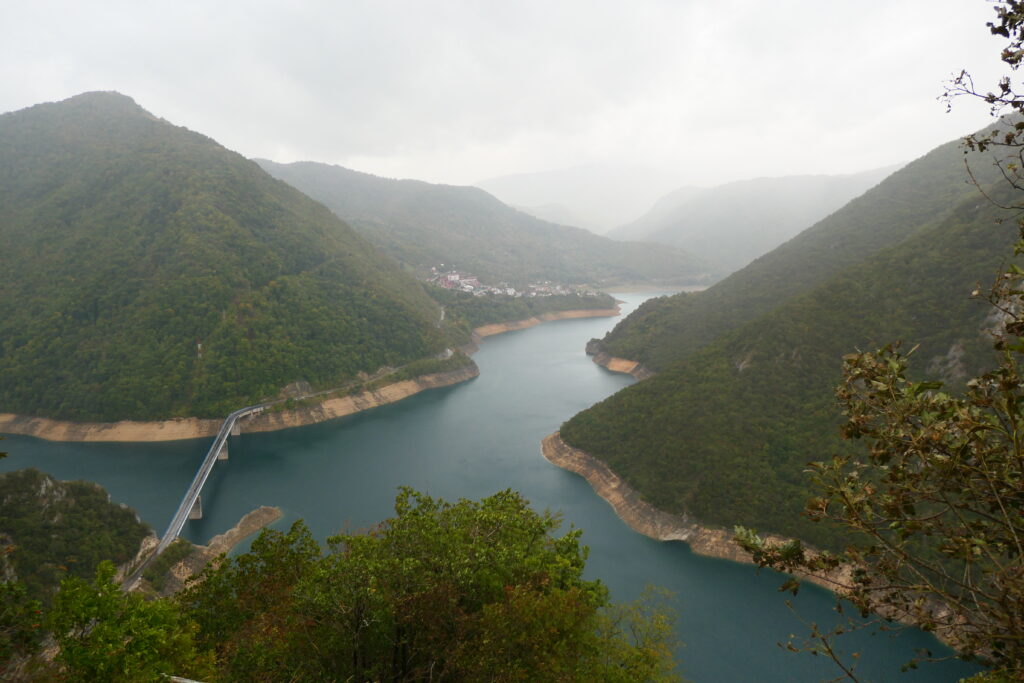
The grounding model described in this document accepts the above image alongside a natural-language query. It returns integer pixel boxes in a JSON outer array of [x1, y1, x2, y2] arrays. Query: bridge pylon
[[189, 495, 202, 520]]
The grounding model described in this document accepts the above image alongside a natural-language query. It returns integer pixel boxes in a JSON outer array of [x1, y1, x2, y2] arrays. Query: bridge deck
[[155, 405, 263, 555]]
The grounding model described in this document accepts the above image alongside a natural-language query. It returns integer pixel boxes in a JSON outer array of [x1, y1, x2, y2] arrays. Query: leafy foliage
[[256, 159, 716, 287], [0, 92, 457, 421], [728, 8, 1024, 676], [736, 278, 1024, 677], [178, 489, 679, 681], [0, 580, 44, 680], [49, 561, 215, 682], [0, 468, 150, 601]]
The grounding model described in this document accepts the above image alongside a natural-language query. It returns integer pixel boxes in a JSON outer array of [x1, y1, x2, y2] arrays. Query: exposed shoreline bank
[[584, 339, 654, 380], [0, 307, 619, 444], [541, 432, 970, 651], [0, 364, 480, 443], [540, 432, 847, 593]]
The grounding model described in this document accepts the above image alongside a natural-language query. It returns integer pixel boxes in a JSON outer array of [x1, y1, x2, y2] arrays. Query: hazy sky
[[0, 0, 1011, 187]]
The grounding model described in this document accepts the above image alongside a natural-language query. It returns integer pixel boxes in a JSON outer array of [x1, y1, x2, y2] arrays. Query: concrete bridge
[[122, 404, 264, 589], [154, 404, 265, 555]]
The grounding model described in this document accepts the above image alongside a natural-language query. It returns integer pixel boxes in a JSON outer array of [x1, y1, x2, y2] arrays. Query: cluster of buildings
[[426, 267, 599, 298]]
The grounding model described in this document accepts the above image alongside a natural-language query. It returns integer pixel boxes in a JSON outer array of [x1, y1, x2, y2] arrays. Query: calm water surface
[[2, 293, 980, 681]]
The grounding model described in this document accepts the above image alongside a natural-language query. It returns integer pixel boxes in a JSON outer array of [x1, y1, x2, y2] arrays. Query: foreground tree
[[736, 3, 1024, 679], [49, 561, 215, 682], [0, 580, 44, 679], [737, 288, 1024, 676], [179, 488, 679, 682]]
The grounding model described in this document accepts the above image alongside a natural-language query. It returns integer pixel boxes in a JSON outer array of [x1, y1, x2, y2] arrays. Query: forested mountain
[[608, 167, 897, 272], [596, 125, 1008, 371], [0, 92, 455, 422], [560, 126, 1019, 549], [257, 160, 715, 287]]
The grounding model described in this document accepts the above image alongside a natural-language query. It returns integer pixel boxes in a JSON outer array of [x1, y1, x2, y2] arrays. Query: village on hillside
[[426, 266, 602, 299]]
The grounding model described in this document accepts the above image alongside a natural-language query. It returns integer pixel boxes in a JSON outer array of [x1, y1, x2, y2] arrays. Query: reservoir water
[[1, 293, 980, 681]]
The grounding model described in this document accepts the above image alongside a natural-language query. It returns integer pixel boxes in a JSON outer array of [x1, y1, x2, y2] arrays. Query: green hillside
[[0, 92, 455, 422], [255, 160, 717, 287], [561, 174, 1019, 549], [597, 126, 1009, 371]]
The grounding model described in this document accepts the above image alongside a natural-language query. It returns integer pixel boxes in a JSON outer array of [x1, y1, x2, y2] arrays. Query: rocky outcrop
[[156, 505, 283, 596], [584, 339, 655, 380], [540, 432, 848, 591], [116, 533, 160, 583], [473, 308, 620, 338]]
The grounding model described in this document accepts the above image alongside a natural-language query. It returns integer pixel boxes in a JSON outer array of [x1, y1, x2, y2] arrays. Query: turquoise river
[[1, 293, 981, 681]]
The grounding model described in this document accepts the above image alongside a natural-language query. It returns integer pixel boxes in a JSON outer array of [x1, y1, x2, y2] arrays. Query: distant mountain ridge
[[511, 202, 589, 228], [606, 185, 704, 242], [474, 163, 684, 232], [0, 92, 454, 422], [609, 167, 898, 272], [256, 159, 717, 287]]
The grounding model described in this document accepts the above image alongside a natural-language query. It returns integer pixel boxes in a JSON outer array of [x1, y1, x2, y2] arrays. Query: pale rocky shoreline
[[540, 432, 849, 593], [0, 308, 619, 443], [584, 339, 655, 379], [0, 365, 480, 443]]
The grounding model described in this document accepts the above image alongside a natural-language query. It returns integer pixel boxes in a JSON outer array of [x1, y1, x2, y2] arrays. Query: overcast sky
[[0, 0, 1011, 188]]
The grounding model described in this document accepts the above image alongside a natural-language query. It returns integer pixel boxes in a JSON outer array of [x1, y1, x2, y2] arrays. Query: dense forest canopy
[[0, 92, 460, 421]]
